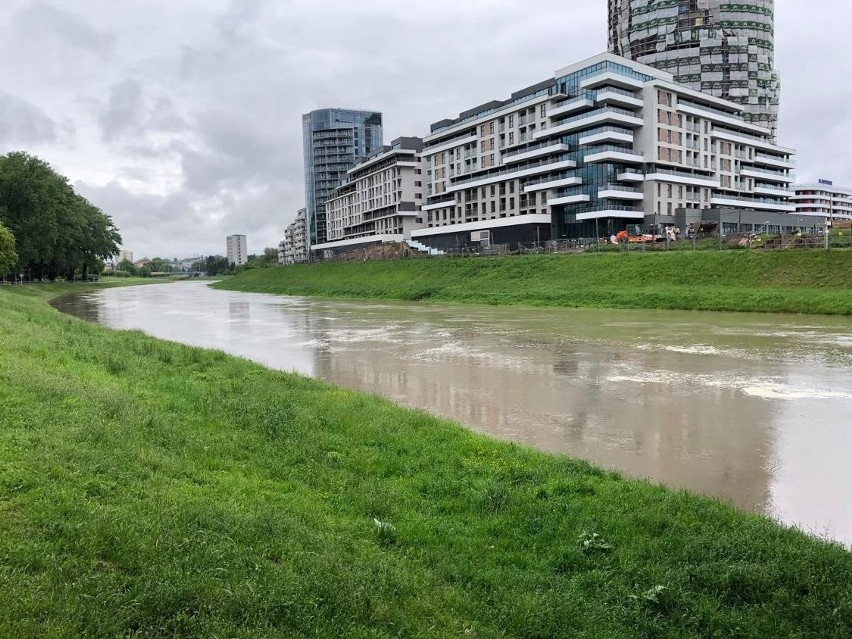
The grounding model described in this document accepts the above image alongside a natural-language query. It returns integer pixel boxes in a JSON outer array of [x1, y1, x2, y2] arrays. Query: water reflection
[[52, 282, 852, 545]]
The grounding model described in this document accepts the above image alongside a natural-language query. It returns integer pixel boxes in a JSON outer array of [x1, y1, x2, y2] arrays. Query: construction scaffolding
[[608, 0, 781, 137]]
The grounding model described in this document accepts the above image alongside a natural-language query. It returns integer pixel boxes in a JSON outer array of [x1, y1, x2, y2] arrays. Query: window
[[540, 104, 547, 118]]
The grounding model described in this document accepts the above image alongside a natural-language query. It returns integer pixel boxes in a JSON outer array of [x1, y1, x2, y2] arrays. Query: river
[[52, 281, 852, 546]]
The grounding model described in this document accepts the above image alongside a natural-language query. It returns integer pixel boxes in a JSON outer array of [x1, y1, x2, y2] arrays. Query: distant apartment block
[[413, 52, 795, 251], [117, 250, 133, 264], [312, 138, 425, 254], [226, 234, 248, 266], [792, 181, 852, 224], [303, 109, 383, 248], [608, 0, 781, 136], [279, 209, 308, 265]]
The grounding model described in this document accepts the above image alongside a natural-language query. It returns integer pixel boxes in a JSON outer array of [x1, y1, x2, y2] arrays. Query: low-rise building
[[279, 209, 308, 265], [313, 137, 425, 256], [414, 52, 796, 252], [792, 181, 852, 225]]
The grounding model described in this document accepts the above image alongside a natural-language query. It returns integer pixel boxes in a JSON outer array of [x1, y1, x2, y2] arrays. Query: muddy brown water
[[52, 281, 852, 546]]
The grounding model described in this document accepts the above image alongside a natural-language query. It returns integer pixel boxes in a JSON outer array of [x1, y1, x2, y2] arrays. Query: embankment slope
[[215, 250, 852, 315]]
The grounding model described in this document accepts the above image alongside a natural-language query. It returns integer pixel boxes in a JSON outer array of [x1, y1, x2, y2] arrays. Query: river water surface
[[53, 282, 852, 545]]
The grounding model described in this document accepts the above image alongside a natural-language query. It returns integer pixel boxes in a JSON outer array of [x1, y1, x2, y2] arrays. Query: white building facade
[[226, 234, 248, 266], [279, 209, 309, 265], [792, 182, 852, 224], [314, 137, 425, 253], [413, 52, 794, 251]]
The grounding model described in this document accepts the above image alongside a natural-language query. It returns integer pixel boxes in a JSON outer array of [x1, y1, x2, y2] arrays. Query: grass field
[[0, 284, 850, 637], [215, 251, 852, 315]]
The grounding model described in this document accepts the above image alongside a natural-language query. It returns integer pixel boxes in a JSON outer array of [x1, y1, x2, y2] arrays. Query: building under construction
[[608, 0, 780, 137]]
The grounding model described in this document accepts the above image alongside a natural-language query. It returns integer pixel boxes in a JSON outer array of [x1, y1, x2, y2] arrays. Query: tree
[[0, 222, 17, 278], [0, 152, 121, 281], [193, 255, 232, 276]]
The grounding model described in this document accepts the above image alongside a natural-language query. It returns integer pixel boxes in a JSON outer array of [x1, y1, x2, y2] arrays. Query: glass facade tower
[[302, 109, 383, 247], [608, 0, 780, 137]]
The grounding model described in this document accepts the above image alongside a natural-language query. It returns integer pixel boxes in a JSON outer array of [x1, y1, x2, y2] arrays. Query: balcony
[[537, 107, 643, 139], [710, 195, 796, 212], [596, 87, 644, 108], [740, 167, 793, 184], [574, 205, 645, 221], [580, 71, 645, 91], [753, 185, 794, 197], [598, 184, 644, 201], [712, 129, 795, 155], [644, 169, 719, 188], [502, 143, 571, 165], [752, 153, 796, 169], [446, 158, 577, 193], [583, 145, 644, 164], [617, 170, 646, 182], [549, 193, 591, 206], [523, 176, 582, 193], [547, 96, 596, 118], [579, 126, 634, 146]]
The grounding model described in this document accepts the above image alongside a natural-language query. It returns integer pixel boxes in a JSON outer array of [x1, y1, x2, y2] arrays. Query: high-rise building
[[116, 250, 133, 264], [608, 0, 780, 137], [226, 234, 248, 266], [303, 109, 383, 248]]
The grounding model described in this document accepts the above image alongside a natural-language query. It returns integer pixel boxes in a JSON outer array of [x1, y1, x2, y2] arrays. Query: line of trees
[[0, 152, 121, 282]]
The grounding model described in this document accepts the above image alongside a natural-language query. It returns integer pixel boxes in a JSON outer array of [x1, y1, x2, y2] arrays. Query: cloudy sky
[[0, 1, 847, 259]]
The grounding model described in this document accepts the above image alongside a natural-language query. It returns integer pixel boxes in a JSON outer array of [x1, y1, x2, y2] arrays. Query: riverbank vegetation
[[1, 284, 850, 637], [214, 250, 852, 315], [0, 152, 121, 282]]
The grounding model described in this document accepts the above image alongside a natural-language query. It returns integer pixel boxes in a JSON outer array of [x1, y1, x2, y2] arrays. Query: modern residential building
[[313, 137, 425, 255], [303, 108, 383, 248], [279, 209, 309, 265], [226, 234, 248, 266], [117, 250, 133, 264], [608, 0, 781, 137], [413, 51, 795, 251], [792, 181, 852, 224]]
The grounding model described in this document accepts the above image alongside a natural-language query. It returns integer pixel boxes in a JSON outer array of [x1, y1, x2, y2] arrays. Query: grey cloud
[[99, 80, 186, 145], [0, 91, 58, 145], [10, 1, 115, 58]]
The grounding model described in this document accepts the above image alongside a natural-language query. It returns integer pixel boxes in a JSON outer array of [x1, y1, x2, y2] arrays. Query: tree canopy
[[0, 222, 17, 278], [0, 152, 121, 280]]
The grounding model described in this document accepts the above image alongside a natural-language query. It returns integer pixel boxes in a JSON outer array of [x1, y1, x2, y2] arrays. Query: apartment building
[[314, 138, 425, 254], [303, 109, 383, 247], [279, 209, 308, 265], [413, 52, 794, 251], [792, 181, 852, 224], [226, 234, 248, 266], [608, 0, 780, 136]]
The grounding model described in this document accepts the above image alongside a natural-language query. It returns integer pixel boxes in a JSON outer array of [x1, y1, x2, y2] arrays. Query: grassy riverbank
[[1, 286, 851, 638], [215, 251, 852, 315]]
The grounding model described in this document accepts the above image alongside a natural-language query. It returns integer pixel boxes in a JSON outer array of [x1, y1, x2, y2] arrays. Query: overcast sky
[[0, 1, 846, 259]]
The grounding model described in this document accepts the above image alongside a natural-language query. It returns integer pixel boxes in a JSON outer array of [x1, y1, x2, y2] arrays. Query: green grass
[[214, 251, 852, 315], [0, 286, 850, 638]]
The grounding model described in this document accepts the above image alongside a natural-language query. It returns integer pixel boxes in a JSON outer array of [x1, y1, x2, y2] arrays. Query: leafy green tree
[[0, 222, 17, 277], [0, 152, 121, 281], [193, 255, 232, 276], [117, 259, 137, 276]]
